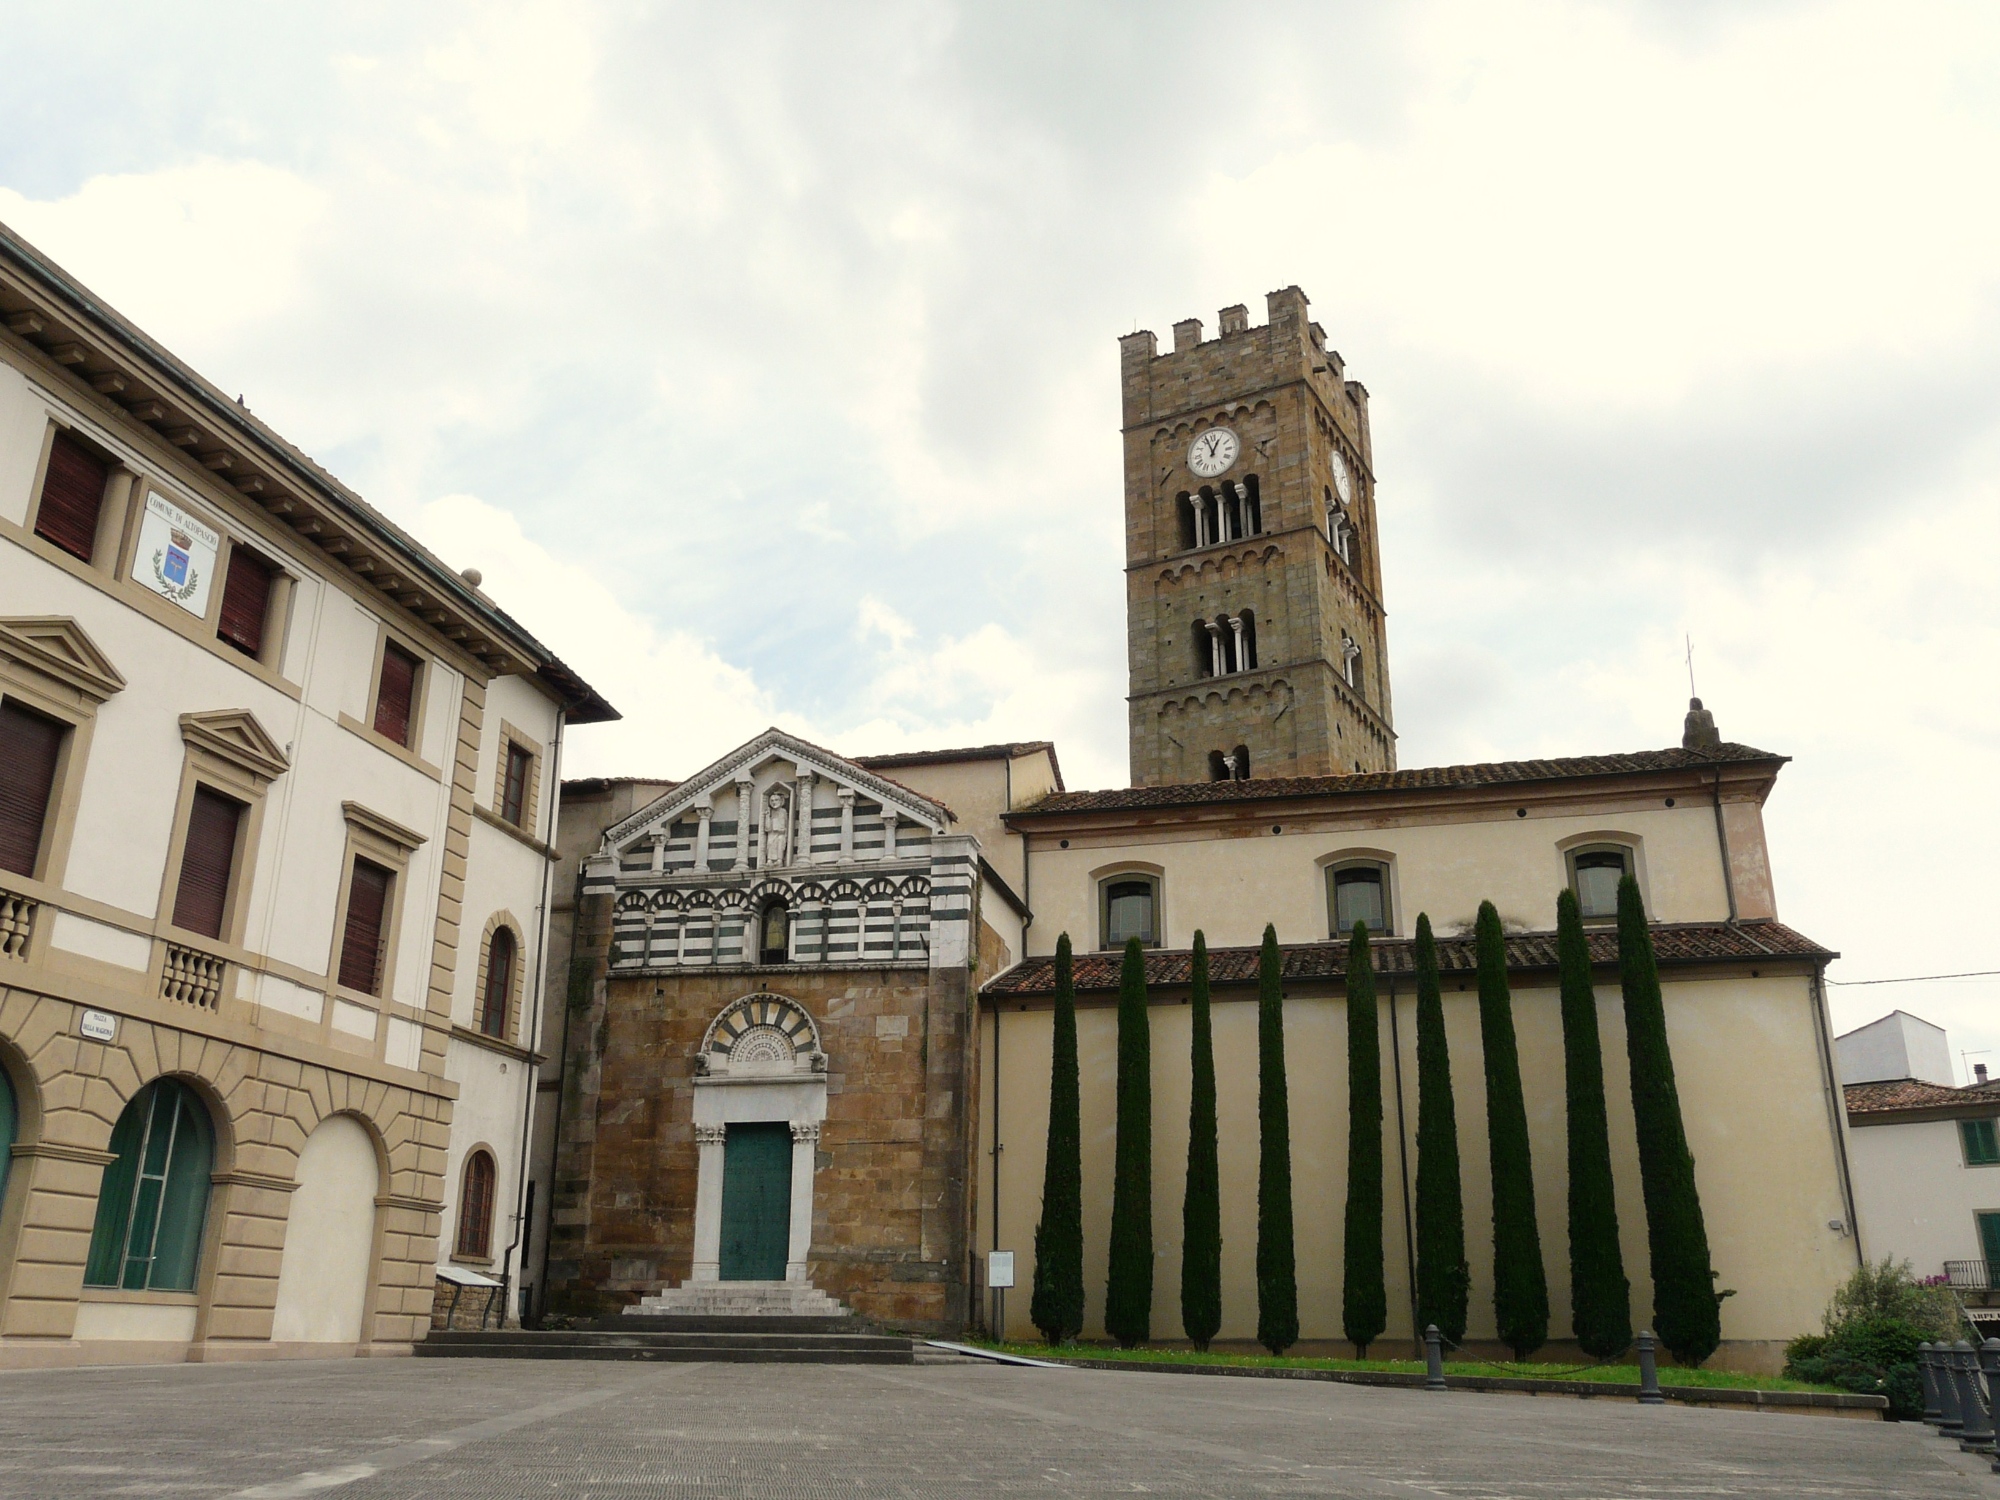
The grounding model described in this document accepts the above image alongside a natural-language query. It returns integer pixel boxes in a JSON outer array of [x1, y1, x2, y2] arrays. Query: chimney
[[1218, 304, 1249, 336], [1172, 318, 1204, 352], [1977, 1063, 1990, 1086], [1682, 697, 1720, 751]]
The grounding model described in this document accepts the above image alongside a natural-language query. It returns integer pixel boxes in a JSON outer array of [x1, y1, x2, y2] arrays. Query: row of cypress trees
[[1027, 875, 1719, 1367]]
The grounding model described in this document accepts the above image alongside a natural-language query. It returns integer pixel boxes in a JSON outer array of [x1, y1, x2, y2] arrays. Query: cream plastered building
[[970, 721, 1861, 1371], [0, 223, 613, 1366], [1837, 1013, 2000, 1337]]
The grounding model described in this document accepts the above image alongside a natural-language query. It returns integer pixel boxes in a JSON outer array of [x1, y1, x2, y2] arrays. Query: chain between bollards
[[1423, 1325, 1446, 1391], [1938, 1338, 1965, 1434], [1636, 1330, 1664, 1405]]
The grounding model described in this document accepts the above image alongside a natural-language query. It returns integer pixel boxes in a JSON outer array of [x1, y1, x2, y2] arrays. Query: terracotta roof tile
[[1845, 1079, 2000, 1117], [981, 919, 1831, 997], [1008, 743, 1785, 817]]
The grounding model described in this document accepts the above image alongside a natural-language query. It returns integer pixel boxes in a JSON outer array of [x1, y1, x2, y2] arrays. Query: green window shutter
[[84, 1093, 147, 1287], [1962, 1119, 2000, 1166], [83, 1081, 215, 1291], [0, 1067, 14, 1210]]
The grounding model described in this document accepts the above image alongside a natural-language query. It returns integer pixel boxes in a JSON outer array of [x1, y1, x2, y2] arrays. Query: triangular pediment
[[179, 708, 291, 783], [600, 727, 951, 856], [0, 615, 126, 703]]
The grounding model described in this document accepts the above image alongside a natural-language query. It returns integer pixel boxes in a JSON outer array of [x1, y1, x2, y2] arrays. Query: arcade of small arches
[[611, 873, 934, 970], [1177, 476, 1262, 551]]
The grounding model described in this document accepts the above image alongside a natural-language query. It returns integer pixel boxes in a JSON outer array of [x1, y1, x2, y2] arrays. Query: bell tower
[[1120, 287, 1395, 786]]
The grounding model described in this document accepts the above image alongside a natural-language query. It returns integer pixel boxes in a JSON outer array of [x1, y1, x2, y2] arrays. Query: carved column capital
[[790, 1121, 821, 1144], [694, 1123, 727, 1146]]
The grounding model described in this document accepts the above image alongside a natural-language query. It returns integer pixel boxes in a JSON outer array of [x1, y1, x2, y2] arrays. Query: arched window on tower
[[1242, 475, 1262, 535], [1231, 744, 1251, 780], [1237, 610, 1258, 670], [1177, 492, 1198, 551], [758, 900, 789, 965], [1207, 750, 1229, 781], [1342, 632, 1363, 695]]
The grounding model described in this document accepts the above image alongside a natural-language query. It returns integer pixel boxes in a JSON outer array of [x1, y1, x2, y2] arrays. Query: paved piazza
[[0, 1358, 1993, 1498]]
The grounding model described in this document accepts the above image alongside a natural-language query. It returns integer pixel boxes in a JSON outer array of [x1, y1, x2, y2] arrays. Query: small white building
[[1839, 1011, 2000, 1335], [0, 220, 614, 1364]]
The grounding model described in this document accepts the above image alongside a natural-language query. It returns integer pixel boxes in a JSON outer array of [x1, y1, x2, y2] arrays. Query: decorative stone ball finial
[[1682, 696, 1720, 751]]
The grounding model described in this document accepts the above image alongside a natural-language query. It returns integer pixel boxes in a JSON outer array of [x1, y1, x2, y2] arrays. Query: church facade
[[542, 289, 1858, 1368]]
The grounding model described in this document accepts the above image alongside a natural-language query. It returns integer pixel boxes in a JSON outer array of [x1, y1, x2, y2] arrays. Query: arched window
[[1241, 474, 1263, 535], [1238, 611, 1258, 670], [1207, 750, 1229, 781], [1231, 745, 1251, 780], [1100, 875, 1159, 950], [758, 900, 789, 965], [84, 1079, 214, 1291], [1328, 861, 1392, 937], [0, 1064, 15, 1211], [456, 1149, 496, 1260], [1177, 492, 1198, 551], [480, 926, 515, 1039], [1568, 845, 1634, 921]]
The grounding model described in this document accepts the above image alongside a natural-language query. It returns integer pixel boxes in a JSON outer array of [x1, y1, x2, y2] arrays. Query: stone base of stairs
[[627, 1279, 852, 1319], [416, 1281, 911, 1364]]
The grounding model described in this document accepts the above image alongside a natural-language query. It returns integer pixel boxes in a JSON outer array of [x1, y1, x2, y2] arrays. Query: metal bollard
[[1987, 1341, 2000, 1475], [1919, 1344, 1941, 1424], [1939, 1340, 1965, 1434], [1636, 1330, 1665, 1405], [1956, 1342, 1995, 1451], [1424, 1324, 1447, 1391]]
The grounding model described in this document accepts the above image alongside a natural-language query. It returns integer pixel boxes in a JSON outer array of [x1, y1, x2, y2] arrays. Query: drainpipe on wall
[[499, 708, 564, 1326], [1710, 767, 1738, 924], [1807, 960, 1863, 1268]]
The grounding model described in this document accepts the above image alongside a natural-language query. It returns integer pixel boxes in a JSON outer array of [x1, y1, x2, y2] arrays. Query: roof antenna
[[1681, 635, 1719, 750]]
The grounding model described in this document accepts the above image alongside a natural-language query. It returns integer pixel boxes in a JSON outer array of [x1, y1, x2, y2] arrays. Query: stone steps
[[627, 1280, 851, 1319], [416, 1327, 913, 1364]]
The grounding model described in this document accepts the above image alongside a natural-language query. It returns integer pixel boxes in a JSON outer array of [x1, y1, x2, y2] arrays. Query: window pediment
[[179, 708, 289, 784], [0, 616, 126, 704]]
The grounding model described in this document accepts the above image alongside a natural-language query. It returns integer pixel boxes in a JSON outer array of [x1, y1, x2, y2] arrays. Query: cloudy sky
[[3, 1, 1995, 1062]]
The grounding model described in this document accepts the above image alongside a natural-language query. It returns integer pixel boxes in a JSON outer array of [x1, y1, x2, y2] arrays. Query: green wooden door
[[1978, 1212, 2000, 1288], [720, 1123, 793, 1281]]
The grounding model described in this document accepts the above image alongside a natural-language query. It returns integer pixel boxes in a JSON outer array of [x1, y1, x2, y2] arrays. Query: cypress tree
[[1030, 932, 1085, 1344], [1475, 900, 1549, 1360], [1557, 888, 1631, 1360], [1412, 913, 1470, 1346], [1255, 924, 1299, 1355], [1342, 922, 1387, 1357], [1104, 936, 1154, 1348], [1618, 875, 1721, 1367], [1180, 932, 1222, 1351]]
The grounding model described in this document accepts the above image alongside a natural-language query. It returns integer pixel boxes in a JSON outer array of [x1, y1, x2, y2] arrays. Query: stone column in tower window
[[648, 831, 666, 875], [694, 804, 713, 869], [1206, 620, 1224, 677], [880, 809, 898, 861], [837, 787, 856, 858], [1228, 614, 1247, 673]]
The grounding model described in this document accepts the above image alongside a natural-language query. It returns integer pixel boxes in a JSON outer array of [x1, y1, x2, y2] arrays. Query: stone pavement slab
[[0, 1356, 1991, 1498]]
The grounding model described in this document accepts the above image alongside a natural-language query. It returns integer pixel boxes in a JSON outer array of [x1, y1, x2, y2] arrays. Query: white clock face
[[1188, 427, 1240, 478], [1330, 450, 1353, 505]]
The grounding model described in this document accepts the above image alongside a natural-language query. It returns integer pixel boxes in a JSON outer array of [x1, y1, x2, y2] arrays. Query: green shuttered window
[[84, 1079, 215, 1291], [1963, 1118, 2000, 1166]]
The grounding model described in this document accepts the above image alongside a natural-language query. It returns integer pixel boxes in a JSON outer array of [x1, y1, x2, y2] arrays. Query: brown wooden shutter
[[216, 548, 274, 658], [501, 743, 530, 826], [481, 927, 514, 1037], [34, 431, 110, 563], [372, 643, 419, 747], [338, 858, 392, 995], [0, 701, 65, 877], [456, 1151, 495, 1258], [172, 787, 243, 939]]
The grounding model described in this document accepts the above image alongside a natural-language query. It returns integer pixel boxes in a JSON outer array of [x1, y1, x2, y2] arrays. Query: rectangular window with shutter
[[338, 857, 393, 995], [34, 431, 110, 563], [501, 742, 532, 826], [216, 547, 275, 658], [172, 787, 244, 940], [0, 700, 66, 878], [372, 641, 420, 748]]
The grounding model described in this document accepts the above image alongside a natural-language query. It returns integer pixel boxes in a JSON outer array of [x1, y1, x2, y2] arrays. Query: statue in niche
[[761, 786, 793, 868]]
